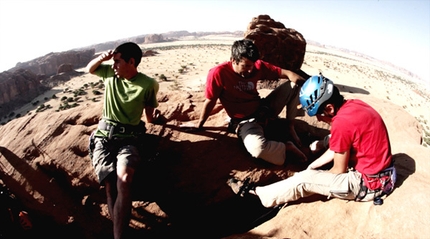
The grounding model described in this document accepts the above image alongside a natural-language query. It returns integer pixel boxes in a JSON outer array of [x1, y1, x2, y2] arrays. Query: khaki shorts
[[91, 137, 140, 183]]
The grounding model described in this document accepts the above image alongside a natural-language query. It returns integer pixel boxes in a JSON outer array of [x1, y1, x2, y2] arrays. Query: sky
[[0, 0, 429, 83]]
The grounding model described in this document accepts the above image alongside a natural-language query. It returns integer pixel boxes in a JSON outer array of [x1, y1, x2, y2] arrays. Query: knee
[[119, 173, 132, 184], [243, 135, 266, 158], [117, 167, 134, 184]]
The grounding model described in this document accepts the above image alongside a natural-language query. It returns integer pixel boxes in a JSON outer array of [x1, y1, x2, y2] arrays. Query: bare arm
[[144, 106, 161, 123], [197, 98, 217, 129], [307, 148, 335, 169], [86, 50, 113, 74], [329, 150, 350, 174], [279, 69, 305, 86]]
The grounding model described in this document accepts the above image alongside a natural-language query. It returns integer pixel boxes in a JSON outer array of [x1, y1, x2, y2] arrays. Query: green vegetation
[[423, 129, 430, 147], [36, 103, 52, 113], [159, 74, 167, 81], [92, 90, 102, 95]]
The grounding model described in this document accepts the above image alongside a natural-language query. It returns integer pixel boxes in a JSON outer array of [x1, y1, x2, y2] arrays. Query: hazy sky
[[0, 0, 429, 82]]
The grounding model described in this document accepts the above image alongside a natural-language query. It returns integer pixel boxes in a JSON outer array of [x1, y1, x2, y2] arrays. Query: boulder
[[244, 15, 306, 71]]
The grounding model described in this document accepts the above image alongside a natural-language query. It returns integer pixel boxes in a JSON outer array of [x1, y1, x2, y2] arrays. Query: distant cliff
[[0, 69, 47, 117], [0, 48, 95, 118], [8, 49, 95, 76]]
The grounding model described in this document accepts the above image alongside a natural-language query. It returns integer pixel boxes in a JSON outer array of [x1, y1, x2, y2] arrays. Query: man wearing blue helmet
[[228, 74, 396, 207]]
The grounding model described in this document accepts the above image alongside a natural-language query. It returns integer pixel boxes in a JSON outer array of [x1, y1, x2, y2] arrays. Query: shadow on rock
[[101, 119, 331, 238], [392, 153, 415, 188]]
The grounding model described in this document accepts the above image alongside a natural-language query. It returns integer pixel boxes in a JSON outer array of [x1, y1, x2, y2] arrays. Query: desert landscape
[[1, 29, 430, 239]]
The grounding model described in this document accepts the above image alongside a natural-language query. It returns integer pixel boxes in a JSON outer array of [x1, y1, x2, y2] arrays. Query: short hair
[[114, 42, 142, 67], [317, 85, 344, 114], [231, 39, 260, 62]]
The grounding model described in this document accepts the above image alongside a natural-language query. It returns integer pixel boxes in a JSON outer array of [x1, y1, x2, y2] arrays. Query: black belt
[[98, 120, 144, 138]]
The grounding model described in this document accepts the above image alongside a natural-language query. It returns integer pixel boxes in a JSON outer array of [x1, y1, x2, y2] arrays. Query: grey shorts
[[91, 137, 141, 183]]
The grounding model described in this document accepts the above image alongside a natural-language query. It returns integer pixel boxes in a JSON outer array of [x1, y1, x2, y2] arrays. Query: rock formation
[[144, 34, 164, 43], [244, 15, 306, 71], [10, 49, 95, 76], [0, 49, 94, 118], [57, 63, 74, 74], [0, 69, 48, 117], [0, 88, 428, 238]]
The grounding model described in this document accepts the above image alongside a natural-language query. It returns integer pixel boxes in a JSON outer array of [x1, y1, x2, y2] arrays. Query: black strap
[[98, 120, 145, 138], [355, 178, 368, 201], [238, 177, 256, 197]]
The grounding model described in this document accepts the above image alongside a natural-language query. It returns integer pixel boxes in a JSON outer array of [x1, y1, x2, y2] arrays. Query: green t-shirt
[[93, 64, 159, 137]]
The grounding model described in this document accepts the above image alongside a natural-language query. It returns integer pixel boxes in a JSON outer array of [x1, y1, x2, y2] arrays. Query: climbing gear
[[88, 120, 147, 160], [299, 73, 334, 116], [98, 119, 146, 139], [88, 131, 96, 159], [355, 164, 397, 202], [228, 177, 256, 197]]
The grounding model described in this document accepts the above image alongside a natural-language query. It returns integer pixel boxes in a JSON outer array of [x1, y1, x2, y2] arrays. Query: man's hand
[[310, 140, 325, 153], [281, 69, 305, 86], [87, 50, 114, 74], [99, 50, 114, 62]]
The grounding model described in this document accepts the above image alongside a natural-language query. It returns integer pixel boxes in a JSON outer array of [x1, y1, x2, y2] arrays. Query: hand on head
[[100, 50, 114, 61]]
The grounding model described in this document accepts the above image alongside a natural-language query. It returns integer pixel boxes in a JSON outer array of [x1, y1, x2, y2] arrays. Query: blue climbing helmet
[[299, 74, 334, 116]]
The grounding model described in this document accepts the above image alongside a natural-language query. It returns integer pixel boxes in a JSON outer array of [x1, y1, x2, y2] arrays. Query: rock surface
[[0, 85, 429, 238]]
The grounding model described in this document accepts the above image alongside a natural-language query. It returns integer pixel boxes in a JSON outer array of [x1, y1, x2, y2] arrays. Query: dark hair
[[316, 85, 344, 114], [113, 42, 142, 67], [231, 39, 260, 62]]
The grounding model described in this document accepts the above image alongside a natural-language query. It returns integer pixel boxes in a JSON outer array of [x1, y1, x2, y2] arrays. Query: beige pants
[[237, 81, 300, 165], [255, 169, 365, 208]]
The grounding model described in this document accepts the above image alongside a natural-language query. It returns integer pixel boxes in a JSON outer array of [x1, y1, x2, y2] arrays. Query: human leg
[[91, 137, 116, 183], [285, 141, 307, 162], [229, 170, 360, 208], [112, 144, 140, 239], [264, 80, 300, 118], [264, 81, 302, 146], [91, 137, 117, 218], [238, 121, 286, 165], [104, 173, 117, 222]]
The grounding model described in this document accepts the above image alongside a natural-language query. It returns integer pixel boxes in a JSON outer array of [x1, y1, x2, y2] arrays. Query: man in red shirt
[[228, 74, 396, 207], [196, 39, 307, 165]]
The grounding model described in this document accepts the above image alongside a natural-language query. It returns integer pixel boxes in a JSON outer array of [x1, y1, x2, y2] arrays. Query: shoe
[[227, 177, 255, 197]]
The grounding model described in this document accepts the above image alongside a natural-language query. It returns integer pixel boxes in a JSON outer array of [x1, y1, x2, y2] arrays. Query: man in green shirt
[[87, 42, 159, 239]]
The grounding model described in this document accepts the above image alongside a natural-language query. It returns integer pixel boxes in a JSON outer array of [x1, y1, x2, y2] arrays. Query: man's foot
[[227, 177, 255, 197], [285, 141, 307, 162]]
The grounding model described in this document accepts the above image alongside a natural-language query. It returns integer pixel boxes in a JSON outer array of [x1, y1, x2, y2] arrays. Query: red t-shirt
[[330, 99, 392, 189], [205, 60, 281, 119]]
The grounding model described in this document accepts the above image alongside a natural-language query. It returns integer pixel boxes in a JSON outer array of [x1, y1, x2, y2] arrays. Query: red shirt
[[330, 99, 392, 189], [205, 60, 281, 119]]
